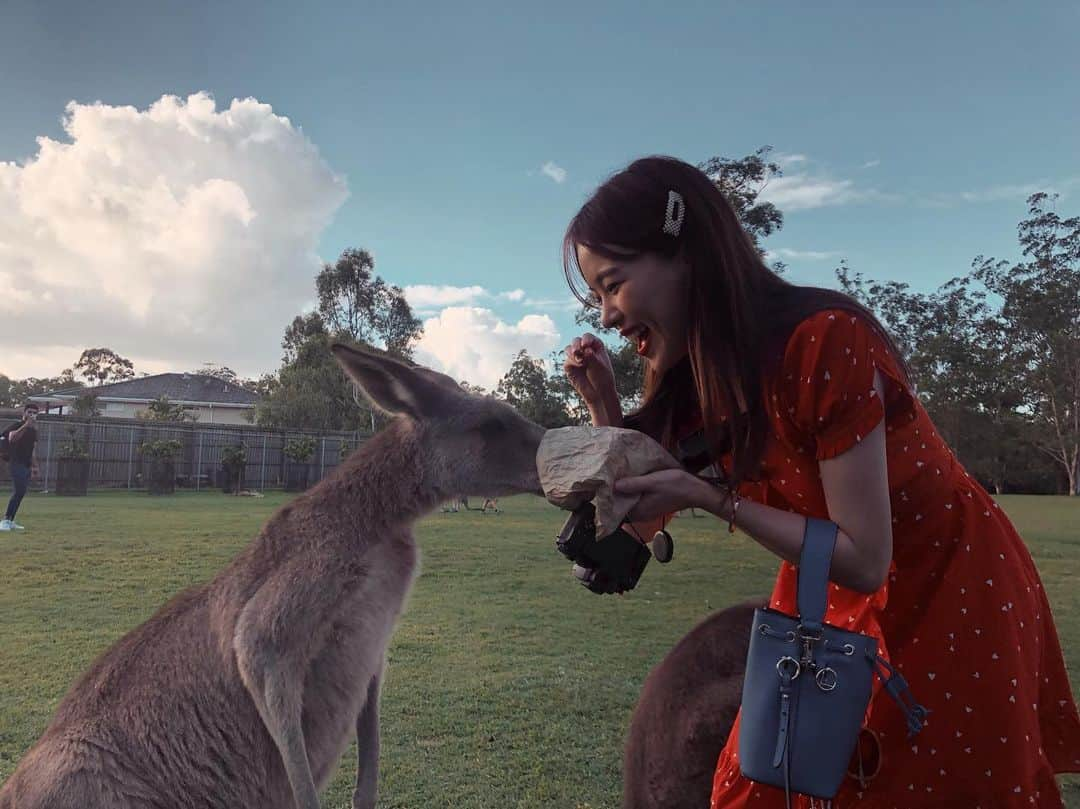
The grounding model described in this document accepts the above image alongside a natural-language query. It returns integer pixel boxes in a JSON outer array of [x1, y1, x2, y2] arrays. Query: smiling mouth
[[625, 326, 651, 357]]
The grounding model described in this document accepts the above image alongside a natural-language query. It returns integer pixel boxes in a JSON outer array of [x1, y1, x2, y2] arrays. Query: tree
[[315, 248, 423, 359], [196, 363, 267, 397], [75, 348, 135, 386], [256, 327, 381, 433], [544, 351, 591, 426], [256, 247, 425, 432], [973, 193, 1080, 494], [282, 312, 329, 364], [0, 369, 82, 408], [698, 145, 786, 261], [139, 395, 198, 423], [197, 364, 240, 385], [72, 393, 101, 418], [0, 375, 21, 409], [495, 350, 573, 429], [835, 262, 1039, 493], [246, 373, 279, 398]]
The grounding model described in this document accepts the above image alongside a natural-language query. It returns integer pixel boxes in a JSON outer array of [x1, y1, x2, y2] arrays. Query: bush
[[221, 444, 247, 494], [221, 443, 247, 470], [138, 439, 183, 459], [58, 429, 89, 460], [138, 440, 182, 495], [138, 396, 198, 423], [284, 437, 317, 463]]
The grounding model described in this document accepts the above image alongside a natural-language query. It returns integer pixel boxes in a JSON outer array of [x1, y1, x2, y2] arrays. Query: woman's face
[[576, 243, 691, 376]]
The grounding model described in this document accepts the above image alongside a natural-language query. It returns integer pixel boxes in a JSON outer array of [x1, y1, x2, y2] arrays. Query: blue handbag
[[738, 518, 928, 806]]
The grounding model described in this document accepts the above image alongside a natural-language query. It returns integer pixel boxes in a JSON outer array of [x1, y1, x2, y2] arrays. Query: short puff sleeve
[[780, 309, 887, 461]]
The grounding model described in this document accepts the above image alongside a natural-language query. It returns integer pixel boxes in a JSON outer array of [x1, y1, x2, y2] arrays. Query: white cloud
[[523, 297, 582, 312], [759, 173, 867, 211], [956, 179, 1077, 203], [958, 184, 1042, 203], [0, 92, 348, 379], [403, 285, 539, 315], [862, 159, 881, 169], [766, 248, 842, 261], [734, 153, 893, 211], [403, 284, 489, 308], [775, 153, 808, 166], [541, 161, 567, 184], [412, 306, 560, 390], [919, 177, 1080, 208]]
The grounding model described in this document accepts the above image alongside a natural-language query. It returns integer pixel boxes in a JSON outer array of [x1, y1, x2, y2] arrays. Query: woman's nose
[[600, 301, 621, 330]]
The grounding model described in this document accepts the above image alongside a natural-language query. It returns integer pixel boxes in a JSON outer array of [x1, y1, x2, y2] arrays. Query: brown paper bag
[[536, 426, 682, 536]]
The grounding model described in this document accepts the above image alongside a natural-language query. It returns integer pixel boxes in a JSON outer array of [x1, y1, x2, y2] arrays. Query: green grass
[[0, 491, 1077, 807]]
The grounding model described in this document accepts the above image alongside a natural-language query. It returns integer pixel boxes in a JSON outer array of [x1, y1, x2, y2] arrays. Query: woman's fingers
[[564, 339, 581, 366], [565, 334, 604, 367]]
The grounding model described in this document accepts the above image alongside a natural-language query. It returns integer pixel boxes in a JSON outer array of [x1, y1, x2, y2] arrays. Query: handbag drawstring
[[867, 653, 930, 737]]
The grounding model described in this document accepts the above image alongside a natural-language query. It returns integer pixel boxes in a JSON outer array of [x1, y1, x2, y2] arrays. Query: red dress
[[707, 309, 1080, 808]]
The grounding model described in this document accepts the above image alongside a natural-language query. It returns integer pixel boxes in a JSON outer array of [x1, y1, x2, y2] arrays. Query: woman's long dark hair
[[563, 155, 912, 489]]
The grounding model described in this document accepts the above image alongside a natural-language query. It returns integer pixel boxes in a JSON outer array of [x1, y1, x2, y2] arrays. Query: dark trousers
[[6, 462, 30, 520]]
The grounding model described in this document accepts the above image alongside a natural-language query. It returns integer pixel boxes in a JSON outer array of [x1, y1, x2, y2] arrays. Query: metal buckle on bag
[[815, 666, 838, 692], [796, 624, 823, 669], [776, 656, 801, 680]]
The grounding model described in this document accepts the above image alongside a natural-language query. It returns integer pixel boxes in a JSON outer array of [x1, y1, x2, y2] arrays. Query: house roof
[[31, 374, 259, 407]]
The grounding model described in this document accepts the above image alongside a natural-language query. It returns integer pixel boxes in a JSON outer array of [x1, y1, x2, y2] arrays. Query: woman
[[561, 156, 1080, 807]]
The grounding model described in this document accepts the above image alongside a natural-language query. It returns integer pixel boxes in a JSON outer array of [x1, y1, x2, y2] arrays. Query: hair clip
[[663, 190, 685, 237]]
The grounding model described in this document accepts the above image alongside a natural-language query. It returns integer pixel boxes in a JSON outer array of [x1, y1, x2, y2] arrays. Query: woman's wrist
[[701, 480, 736, 520], [588, 395, 623, 427]]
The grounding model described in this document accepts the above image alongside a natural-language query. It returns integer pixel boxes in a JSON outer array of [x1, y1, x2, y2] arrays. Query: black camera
[[553, 429, 711, 595], [555, 501, 653, 594]]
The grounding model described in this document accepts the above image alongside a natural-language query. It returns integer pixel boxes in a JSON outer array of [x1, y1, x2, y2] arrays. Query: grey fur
[[0, 344, 546, 809]]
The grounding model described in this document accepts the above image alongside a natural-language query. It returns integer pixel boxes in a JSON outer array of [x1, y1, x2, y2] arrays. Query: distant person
[[480, 497, 499, 514], [1, 403, 40, 532]]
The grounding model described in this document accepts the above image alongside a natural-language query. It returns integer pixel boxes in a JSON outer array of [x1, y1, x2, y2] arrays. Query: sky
[[2, 1, 1078, 390]]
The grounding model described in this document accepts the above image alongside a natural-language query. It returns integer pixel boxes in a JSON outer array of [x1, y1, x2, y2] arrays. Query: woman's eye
[[605, 281, 622, 294]]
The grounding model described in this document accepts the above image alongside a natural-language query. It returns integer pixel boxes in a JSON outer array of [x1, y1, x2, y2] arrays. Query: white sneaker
[[0, 519, 11, 531], [10, 521, 24, 530]]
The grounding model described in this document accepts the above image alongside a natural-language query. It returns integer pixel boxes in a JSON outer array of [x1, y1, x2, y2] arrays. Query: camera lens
[[572, 564, 596, 585]]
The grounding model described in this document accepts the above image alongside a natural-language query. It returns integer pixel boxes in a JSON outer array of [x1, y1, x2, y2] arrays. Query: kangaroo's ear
[[331, 342, 452, 419]]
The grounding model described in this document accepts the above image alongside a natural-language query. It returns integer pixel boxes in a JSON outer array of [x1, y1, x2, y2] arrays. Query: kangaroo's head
[[332, 342, 546, 498]]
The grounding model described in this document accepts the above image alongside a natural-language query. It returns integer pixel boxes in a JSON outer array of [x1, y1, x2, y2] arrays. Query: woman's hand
[[563, 333, 621, 425], [614, 469, 725, 521]]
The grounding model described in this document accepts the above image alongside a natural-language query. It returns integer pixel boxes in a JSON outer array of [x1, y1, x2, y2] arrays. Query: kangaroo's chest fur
[[294, 531, 420, 786]]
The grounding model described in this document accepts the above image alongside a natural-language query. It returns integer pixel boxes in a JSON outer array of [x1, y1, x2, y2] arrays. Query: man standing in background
[[1, 403, 40, 532]]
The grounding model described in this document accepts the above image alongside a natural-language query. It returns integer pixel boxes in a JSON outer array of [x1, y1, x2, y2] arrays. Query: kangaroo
[[0, 343, 547, 809], [622, 600, 760, 809]]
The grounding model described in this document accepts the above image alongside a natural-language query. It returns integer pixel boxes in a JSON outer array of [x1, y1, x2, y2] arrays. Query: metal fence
[[1, 415, 368, 492]]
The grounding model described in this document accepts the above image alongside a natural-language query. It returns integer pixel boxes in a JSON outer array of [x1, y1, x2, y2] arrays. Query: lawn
[[1, 491, 1077, 807]]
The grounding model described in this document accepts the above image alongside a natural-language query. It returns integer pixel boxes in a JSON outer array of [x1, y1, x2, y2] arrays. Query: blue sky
[[2, 1, 1078, 387]]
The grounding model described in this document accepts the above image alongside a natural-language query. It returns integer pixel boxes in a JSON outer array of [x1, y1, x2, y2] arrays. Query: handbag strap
[[795, 517, 838, 631], [795, 517, 931, 741]]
